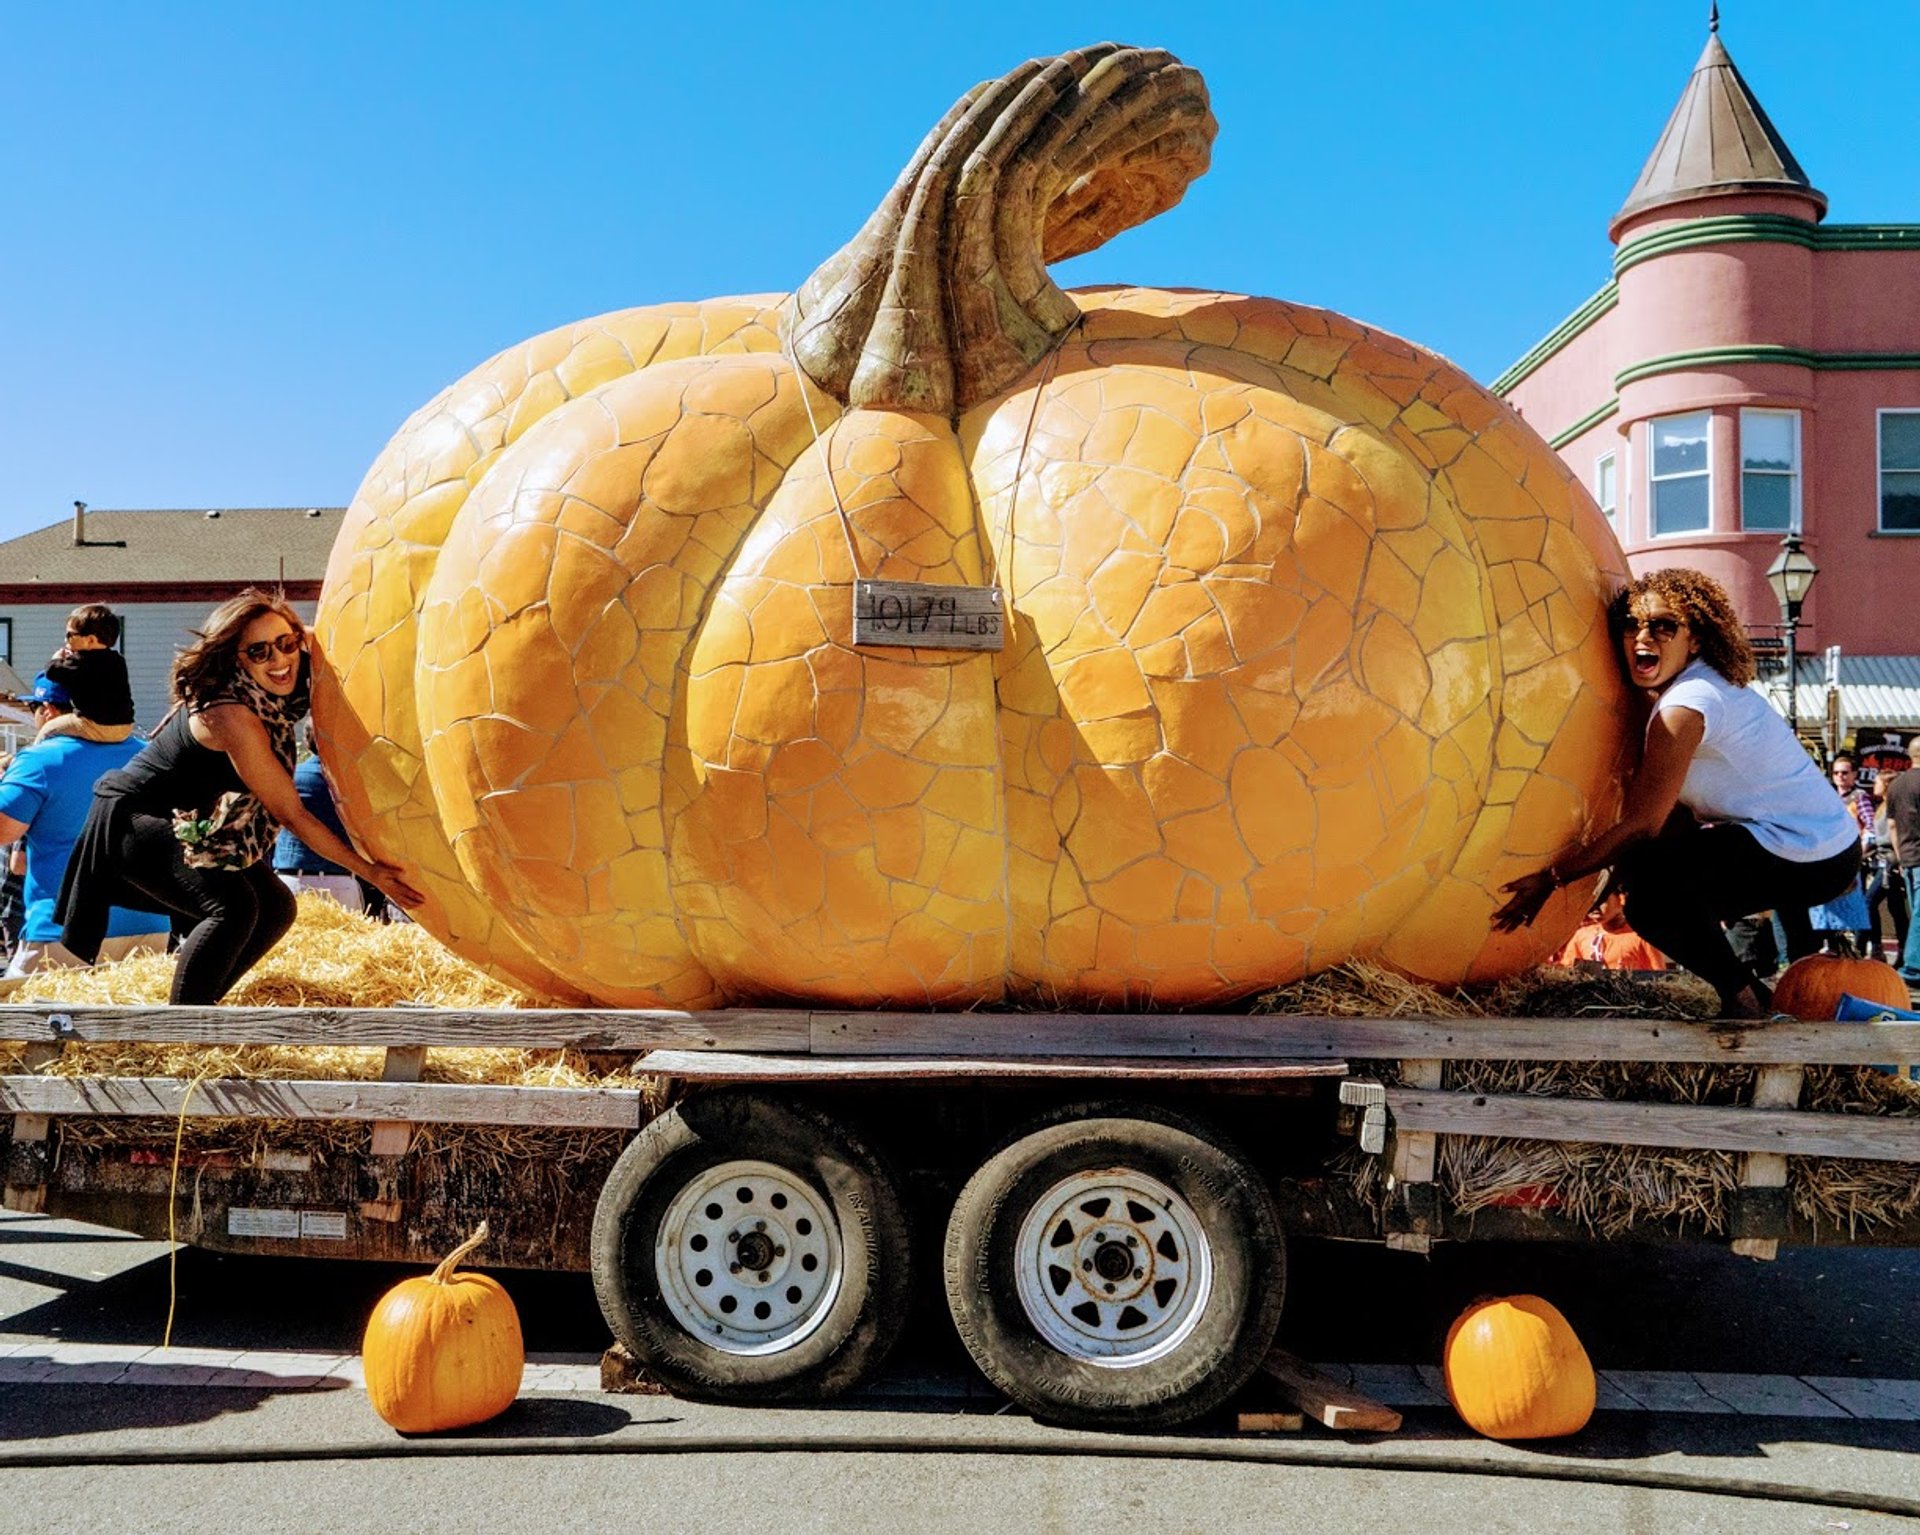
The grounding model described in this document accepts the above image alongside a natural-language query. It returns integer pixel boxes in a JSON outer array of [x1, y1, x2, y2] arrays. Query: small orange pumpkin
[[1771, 952, 1909, 1021], [362, 1221, 524, 1433], [1443, 1294, 1595, 1440]]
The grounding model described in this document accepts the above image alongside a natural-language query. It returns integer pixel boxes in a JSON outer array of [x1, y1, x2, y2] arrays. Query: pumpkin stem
[[788, 43, 1214, 416], [429, 1221, 490, 1285]]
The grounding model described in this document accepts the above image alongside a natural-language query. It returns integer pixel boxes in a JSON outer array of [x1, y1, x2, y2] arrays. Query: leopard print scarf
[[174, 663, 311, 871]]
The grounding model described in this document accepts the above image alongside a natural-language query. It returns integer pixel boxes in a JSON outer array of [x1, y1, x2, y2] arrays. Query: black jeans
[[112, 811, 296, 1005], [1617, 822, 1861, 1009]]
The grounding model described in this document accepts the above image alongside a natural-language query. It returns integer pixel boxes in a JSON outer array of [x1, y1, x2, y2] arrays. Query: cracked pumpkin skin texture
[[313, 285, 1631, 1008]]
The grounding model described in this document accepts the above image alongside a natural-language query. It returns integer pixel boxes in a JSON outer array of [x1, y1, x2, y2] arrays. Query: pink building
[[1497, 20, 1920, 749]]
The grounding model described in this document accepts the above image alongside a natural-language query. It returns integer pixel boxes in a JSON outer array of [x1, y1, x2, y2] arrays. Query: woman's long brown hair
[[170, 588, 306, 708]]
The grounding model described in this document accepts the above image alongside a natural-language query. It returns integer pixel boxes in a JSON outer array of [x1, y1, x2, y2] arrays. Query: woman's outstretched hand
[[1491, 869, 1557, 932], [366, 860, 426, 910]]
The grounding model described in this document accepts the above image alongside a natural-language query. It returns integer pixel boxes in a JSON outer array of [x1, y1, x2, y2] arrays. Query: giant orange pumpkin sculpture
[[314, 44, 1631, 1008]]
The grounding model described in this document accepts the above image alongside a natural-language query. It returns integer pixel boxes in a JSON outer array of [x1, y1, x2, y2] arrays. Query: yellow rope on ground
[[162, 1065, 214, 1350]]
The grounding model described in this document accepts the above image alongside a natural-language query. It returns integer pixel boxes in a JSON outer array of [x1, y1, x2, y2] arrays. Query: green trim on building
[[1492, 217, 1920, 396], [1547, 399, 1620, 450], [1489, 283, 1618, 395], [1614, 217, 1920, 275], [1614, 346, 1920, 389]]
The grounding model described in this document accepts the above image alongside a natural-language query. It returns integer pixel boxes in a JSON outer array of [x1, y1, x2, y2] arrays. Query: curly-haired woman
[[58, 590, 422, 1004], [1493, 568, 1859, 1017]]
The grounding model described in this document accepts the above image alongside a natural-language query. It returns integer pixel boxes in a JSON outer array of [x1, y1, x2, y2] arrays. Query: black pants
[[112, 811, 296, 1005], [1617, 823, 1861, 1008]]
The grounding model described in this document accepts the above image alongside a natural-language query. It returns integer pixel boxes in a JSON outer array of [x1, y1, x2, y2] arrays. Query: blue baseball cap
[[25, 673, 71, 708]]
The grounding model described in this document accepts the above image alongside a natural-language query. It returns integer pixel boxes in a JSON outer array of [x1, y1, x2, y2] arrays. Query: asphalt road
[[3, 1211, 1917, 1533]]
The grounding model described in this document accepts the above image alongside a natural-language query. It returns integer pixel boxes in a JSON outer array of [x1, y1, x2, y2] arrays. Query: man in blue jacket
[[0, 671, 168, 975]]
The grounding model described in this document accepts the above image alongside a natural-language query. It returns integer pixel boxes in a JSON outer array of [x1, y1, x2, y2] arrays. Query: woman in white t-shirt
[[1492, 569, 1859, 1017]]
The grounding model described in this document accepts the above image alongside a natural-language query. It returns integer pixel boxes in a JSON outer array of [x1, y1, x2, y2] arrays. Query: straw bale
[[0, 895, 667, 1158]]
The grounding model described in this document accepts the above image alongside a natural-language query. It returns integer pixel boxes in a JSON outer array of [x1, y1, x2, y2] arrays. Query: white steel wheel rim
[[1013, 1166, 1214, 1368], [656, 1159, 844, 1356]]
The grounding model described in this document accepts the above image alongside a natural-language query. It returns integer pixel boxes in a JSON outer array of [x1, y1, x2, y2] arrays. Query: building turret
[[1609, 19, 1825, 242]]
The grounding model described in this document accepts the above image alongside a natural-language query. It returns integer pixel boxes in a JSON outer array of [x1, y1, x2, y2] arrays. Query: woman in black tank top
[[59, 590, 423, 1004]]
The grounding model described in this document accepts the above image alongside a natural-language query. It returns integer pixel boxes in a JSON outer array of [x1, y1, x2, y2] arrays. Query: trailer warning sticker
[[226, 1208, 350, 1240], [228, 1208, 301, 1239]]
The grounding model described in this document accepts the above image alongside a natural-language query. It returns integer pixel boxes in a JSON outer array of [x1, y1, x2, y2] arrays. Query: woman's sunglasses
[[241, 631, 304, 665], [1621, 616, 1685, 643]]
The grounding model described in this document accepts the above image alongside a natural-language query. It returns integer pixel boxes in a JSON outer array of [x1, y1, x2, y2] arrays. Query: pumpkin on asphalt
[[362, 1222, 524, 1433], [313, 43, 1631, 1009], [1770, 951, 1910, 1020], [1444, 1293, 1595, 1440]]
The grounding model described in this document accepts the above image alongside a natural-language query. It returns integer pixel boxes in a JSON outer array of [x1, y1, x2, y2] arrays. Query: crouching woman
[[57, 590, 422, 1004], [1492, 568, 1860, 1018]]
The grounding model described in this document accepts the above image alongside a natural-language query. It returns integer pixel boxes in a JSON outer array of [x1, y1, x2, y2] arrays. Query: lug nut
[[1082, 1259, 1093, 1271], [729, 1262, 741, 1274], [728, 1232, 739, 1244], [1133, 1268, 1144, 1279], [1104, 1283, 1115, 1294], [755, 1220, 767, 1232], [775, 1247, 786, 1258], [758, 1271, 770, 1283], [1125, 1235, 1137, 1247]]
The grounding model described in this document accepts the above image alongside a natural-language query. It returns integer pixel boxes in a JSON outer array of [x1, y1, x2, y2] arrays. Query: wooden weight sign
[[852, 580, 1004, 652]]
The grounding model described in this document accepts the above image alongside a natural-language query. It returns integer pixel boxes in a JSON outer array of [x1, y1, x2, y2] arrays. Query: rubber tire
[[943, 1101, 1285, 1430], [590, 1089, 911, 1403]]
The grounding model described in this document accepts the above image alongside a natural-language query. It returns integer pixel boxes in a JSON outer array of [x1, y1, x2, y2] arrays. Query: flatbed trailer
[[4, 1003, 1918, 1427]]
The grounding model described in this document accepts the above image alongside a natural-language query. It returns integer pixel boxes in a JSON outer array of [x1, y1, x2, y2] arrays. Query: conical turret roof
[[1611, 28, 1824, 238]]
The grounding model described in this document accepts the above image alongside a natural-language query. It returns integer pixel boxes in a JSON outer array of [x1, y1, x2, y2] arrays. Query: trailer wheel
[[943, 1103, 1284, 1429], [591, 1089, 910, 1402]]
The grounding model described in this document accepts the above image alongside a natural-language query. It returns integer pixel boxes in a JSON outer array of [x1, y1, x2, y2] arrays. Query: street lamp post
[[1765, 533, 1819, 747]]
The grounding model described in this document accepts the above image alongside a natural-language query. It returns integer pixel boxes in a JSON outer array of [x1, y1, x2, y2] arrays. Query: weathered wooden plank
[[0, 1076, 642, 1128], [1731, 1065, 1804, 1261], [0, 1005, 809, 1052], [852, 579, 1004, 652], [1386, 1060, 1444, 1255], [1387, 1088, 1920, 1163], [369, 1047, 428, 1157], [7, 1004, 1920, 1067], [1262, 1350, 1403, 1432], [5, 1039, 65, 1214], [636, 1050, 1347, 1082], [809, 1012, 1920, 1065]]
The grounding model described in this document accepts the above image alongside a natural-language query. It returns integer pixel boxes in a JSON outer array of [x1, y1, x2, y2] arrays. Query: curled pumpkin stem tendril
[[789, 42, 1215, 416]]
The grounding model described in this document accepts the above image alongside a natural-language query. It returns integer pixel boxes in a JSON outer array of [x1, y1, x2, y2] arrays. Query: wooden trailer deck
[[3, 1003, 1918, 1266]]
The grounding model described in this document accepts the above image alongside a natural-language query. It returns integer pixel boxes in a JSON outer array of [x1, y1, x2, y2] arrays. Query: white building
[[0, 503, 343, 732]]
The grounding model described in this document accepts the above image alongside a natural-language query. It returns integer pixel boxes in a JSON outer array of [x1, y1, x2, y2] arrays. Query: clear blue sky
[[2, 1, 1912, 545]]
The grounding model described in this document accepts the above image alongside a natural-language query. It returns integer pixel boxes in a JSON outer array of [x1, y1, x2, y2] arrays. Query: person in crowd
[[1886, 740, 1920, 986], [57, 590, 423, 1004], [272, 724, 365, 914], [1808, 752, 1876, 953], [1554, 885, 1667, 971], [0, 672, 169, 976], [1492, 569, 1860, 1018], [48, 603, 136, 738], [0, 754, 21, 961], [1867, 771, 1910, 960]]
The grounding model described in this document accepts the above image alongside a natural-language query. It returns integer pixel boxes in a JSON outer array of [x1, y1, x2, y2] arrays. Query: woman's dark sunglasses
[[241, 632, 304, 665], [1621, 616, 1685, 643]]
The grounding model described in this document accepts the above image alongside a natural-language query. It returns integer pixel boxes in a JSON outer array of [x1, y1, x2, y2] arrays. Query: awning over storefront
[[1750, 654, 1920, 735]]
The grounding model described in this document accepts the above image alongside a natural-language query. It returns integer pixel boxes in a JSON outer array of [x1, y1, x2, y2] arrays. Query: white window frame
[[1595, 451, 1618, 529], [1649, 411, 1713, 538], [1623, 434, 1634, 539], [0, 617, 10, 666], [1878, 408, 1920, 534], [1739, 407, 1801, 533]]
